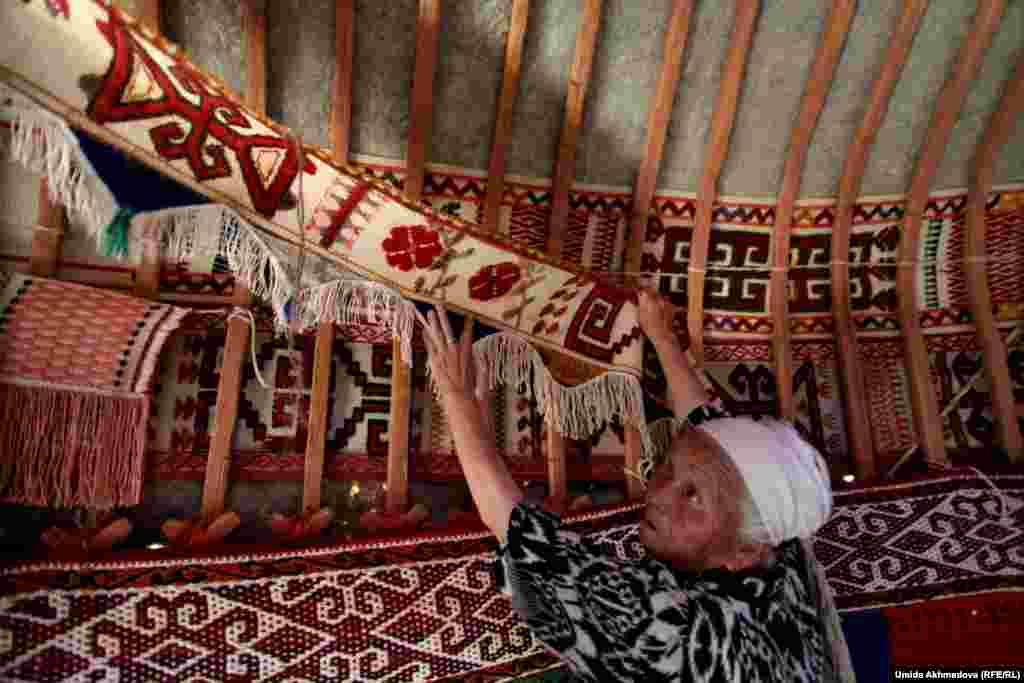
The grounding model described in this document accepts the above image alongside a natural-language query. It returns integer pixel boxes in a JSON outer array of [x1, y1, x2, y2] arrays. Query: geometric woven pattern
[[148, 323, 408, 481], [147, 321, 625, 483], [0, 505, 640, 683], [0, 275, 188, 508], [3, 474, 1022, 681], [0, 274, 186, 393], [817, 472, 1024, 610]]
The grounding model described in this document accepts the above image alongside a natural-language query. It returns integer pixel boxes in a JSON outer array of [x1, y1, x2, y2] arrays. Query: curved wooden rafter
[[964, 50, 1024, 463], [482, 0, 530, 234], [623, 0, 697, 501], [299, 0, 355, 523], [624, 0, 696, 277], [130, 0, 163, 298], [404, 0, 441, 202], [30, 177, 66, 279], [687, 0, 760, 367], [329, 0, 354, 166], [547, 0, 602, 258], [546, 0, 603, 509], [895, 0, 1006, 470], [831, 0, 930, 479], [198, 0, 263, 527], [770, 0, 856, 421], [137, 0, 161, 35], [387, 0, 441, 516]]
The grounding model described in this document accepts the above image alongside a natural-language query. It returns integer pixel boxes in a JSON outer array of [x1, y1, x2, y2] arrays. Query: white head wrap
[[695, 417, 832, 545], [695, 416, 854, 681]]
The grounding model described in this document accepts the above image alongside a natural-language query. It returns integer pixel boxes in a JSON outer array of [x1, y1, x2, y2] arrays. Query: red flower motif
[[468, 262, 521, 301], [46, 0, 70, 20], [382, 225, 444, 271]]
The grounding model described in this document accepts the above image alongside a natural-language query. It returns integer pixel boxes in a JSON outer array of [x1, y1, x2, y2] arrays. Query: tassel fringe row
[[295, 279, 417, 365], [472, 332, 655, 462], [0, 381, 148, 510], [144, 204, 294, 332], [1, 89, 658, 455], [1, 84, 118, 238]]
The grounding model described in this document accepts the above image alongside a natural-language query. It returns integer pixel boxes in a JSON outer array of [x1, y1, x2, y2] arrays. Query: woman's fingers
[[415, 306, 482, 395], [413, 308, 438, 355], [427, 310, 447, 354], [437, 305, 456, 346]]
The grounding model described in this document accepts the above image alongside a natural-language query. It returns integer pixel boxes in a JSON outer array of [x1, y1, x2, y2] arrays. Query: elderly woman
[[417, 290, 851, 682]]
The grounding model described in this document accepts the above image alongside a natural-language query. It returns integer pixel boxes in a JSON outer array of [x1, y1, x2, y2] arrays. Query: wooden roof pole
[[624, 0, 696, 277], [404, 0, 440, 201], [623, 0, 697, 501], [242, 0, 267, 116], [832, 0, 929, 479], [545, 0, 603, 509], [896, 0, 1005, 470], [330, 0, 355, 164], [770, 0, 856, 421], [125, 0, 163, 297], [547, 0, 602, 257], [687, 0, 760, 367], [200, 0, 265, 523], [199, 285, 251, 524], [482, 0, 530, 234], [965, 51, 1024, 463], [301, 1, 355, 516], [388, 0, 440, 514], [29, 178, 66, 279], [303, 322, 335, 514]]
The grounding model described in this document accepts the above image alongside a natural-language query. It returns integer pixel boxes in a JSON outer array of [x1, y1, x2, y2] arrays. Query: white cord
[[227, 307, 269, 389]]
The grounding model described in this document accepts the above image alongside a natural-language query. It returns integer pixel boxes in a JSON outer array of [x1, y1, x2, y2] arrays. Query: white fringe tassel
[[1, 84, 118, 238], [294, 280, 417, 365], [142, 204, 294, 332], [472, 332, 655, 462]]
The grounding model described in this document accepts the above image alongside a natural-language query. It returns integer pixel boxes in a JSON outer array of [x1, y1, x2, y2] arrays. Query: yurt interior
[[1, 1, 1023, 680]]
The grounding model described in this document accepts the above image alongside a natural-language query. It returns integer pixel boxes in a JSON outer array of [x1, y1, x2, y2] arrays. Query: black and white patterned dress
[[498, 404, 833, 682]]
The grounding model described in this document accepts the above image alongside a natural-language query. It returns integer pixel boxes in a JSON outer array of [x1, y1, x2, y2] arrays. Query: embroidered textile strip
[[0, 0, 644, 380]]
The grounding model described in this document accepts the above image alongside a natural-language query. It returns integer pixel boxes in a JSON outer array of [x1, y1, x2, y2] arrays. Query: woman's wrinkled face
[[640, 430, 744, 572]]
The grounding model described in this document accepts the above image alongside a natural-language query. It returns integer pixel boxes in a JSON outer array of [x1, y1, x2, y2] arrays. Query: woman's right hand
[[637, 288, 678, 345]]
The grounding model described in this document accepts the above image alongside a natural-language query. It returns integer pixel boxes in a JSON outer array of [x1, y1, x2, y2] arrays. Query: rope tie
[[226, 307, 269, 389]]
